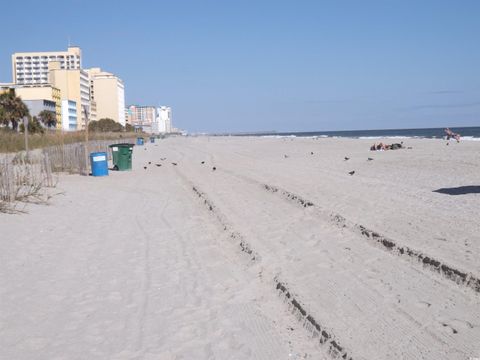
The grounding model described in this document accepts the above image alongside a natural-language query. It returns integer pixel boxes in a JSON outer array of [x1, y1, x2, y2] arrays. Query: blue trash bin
[[90, 152, 109, 176], [136, 137, 144, 145]]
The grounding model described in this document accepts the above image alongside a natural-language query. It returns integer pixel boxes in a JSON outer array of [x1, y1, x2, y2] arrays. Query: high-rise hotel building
[[10, 46, 124, 130], [11, 46, 90, 129], [11, 46, 82, 85], [85, 68, 125, 126]]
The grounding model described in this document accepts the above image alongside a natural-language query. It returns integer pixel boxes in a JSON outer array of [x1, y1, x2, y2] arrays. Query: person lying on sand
[[389, 142, 404, 150], [370, 142, 404, 151], [370, 143, 386, 151], [445, 128, 461, 142]]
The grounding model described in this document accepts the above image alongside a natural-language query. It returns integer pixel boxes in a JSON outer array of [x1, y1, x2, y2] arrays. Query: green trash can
[[109, 143, 134, 171]]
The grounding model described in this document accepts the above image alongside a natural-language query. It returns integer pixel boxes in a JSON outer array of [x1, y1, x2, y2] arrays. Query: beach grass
[[0, 129, 141, 153]]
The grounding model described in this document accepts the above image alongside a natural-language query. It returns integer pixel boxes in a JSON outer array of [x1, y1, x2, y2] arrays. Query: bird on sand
[[155, 164, 161, 167], [212, 167, 216, 171], [310, 152, 314, 155], [348, 170, 355, 175], [143, 166, 147, 170], [171, 162, 177, 166], [148, 161, 151, 164], [367, 157, 374, 161], [284, 155, 289, 158], [201, 161, 205, 164], [344, 157, 350, 161]]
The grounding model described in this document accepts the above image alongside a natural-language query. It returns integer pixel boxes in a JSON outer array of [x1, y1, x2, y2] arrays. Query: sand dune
[[1, 136, 479, 359]]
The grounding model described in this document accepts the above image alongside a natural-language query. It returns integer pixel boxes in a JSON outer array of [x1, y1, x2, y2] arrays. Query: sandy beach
[[1, 136, 479, 360]]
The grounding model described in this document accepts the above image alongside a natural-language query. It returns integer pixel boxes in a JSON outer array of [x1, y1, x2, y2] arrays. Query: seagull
[[201, 161, 205, 164], [171, 162, 177, 166], [155, 164, 161, 167], [367, 157, 374, 161], [344, 157, 350, 161], [348, 170, 355, 176], [160, 157, 166, 161]]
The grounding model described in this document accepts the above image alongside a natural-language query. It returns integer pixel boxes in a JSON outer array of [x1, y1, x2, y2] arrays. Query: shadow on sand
[[433, 186, 480, 196]]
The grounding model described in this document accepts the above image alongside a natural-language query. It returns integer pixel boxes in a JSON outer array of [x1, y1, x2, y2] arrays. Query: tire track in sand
[[173, 168, 354, 360], [219, 167, 480, 294]]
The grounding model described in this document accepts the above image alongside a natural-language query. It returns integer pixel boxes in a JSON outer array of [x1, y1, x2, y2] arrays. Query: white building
[[11, 46, 82, 85], [156, 106, 172, 133], [61, 99, 77, 131], [80, 70, 91, 125]]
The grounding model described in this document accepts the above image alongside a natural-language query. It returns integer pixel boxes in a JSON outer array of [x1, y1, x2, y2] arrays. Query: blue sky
[[1, 0, 479, 132]]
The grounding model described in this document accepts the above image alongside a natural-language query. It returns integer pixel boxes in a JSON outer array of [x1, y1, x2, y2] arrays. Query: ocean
[[235, 126, 480, 140]]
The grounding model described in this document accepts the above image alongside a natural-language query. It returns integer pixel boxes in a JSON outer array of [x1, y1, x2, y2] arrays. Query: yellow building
[[48, 62, 91, 130], [14, 85, 62, 129], [85, 68, 125, 126]]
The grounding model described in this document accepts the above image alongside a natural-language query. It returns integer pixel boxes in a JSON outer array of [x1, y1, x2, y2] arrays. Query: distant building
[[85, 67, 125, 126], [126, 105, 157, 132], [61, 100, 77, 131], [11, 46, 82, 85], [157, 106, 172, 133], [125, 105, 174, 133], [124, 108, 130, 126]]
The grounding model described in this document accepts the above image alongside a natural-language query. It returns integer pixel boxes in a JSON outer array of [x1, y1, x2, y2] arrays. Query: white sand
[[1, 136, 479, 359]]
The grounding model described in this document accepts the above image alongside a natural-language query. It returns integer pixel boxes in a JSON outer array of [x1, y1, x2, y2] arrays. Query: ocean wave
[[461, 136, 480, 141], [261, 135, 297, 139], [357, 136, 412, 140], [260, 134, 480, 141]]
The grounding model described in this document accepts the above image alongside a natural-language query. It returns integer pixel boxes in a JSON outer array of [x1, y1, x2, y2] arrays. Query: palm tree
[[38, 110, 56, 129], [0, 89, 30, 131]]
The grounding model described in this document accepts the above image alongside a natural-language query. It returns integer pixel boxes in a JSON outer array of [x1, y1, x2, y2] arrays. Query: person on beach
[[370, 142, 404, 151], [445, 128, 461, 142], [389, 142, 404, 150], [370, 143, 386, 151]]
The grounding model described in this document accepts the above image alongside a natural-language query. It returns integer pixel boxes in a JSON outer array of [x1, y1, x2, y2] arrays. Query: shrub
[[88, 118, 124, 132]]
